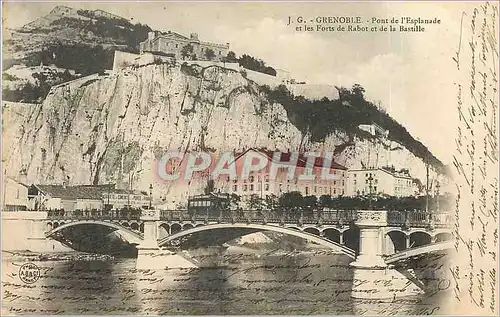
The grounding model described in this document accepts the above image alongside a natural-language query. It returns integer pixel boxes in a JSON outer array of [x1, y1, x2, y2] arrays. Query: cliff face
[[3, 63, 303, 202], [2, 62, 442, 204]]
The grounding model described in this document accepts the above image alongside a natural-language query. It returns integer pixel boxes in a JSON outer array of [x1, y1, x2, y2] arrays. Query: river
[[2, 247, 452, 315]]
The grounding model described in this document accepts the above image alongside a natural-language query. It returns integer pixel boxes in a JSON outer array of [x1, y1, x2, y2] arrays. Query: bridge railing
[[46, 209, 451, 228], [158, 210, 358, 226], [46, 210, 141, 221], [387, 211, 452, 228]]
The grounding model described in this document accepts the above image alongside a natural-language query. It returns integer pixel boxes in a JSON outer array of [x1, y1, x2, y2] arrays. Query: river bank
[[2, 250, 114, 262]]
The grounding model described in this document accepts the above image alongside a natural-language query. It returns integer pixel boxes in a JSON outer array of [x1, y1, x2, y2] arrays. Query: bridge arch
[[157, 223, 355, 258], [183, 223, 194, 230], [385, 241, 453, 264], [435, 232, 452, 242], [322, 228, 341, 243], [409, 231, 432, 248], [45, 220, 143, 245], [303, 227, 320, 236], [386, 230, 407, 253], [171, 223, 182, 234]]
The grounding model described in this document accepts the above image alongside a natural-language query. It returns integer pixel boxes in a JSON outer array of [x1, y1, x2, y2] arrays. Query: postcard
[[1, 1, 498, 315]]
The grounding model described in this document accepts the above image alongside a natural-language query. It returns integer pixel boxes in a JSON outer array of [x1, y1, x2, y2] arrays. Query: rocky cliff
[[2, 61, 445, 205]]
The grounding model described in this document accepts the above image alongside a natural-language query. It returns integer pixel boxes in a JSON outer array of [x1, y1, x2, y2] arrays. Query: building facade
[[345, 167, 416, 197], [2, 177, 29, 211], [140, 31, 229, 61], [215, 149, 347, 203], [358, 123, 389, 138]]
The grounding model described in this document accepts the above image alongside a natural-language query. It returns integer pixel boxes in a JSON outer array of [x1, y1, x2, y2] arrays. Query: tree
[[265, 194, 279, 212], [204, 179, 215, 194], [229, 193, 241, 210], [204, 48, 216, 61], [248, 194, 264, 210], [226, 51, 238, 63], [61, 69, 73, 81], [351, 83, 365, 99], [181, 44, 194, 60], [278, 191, 304, 215], [319, 195, 332, 208]]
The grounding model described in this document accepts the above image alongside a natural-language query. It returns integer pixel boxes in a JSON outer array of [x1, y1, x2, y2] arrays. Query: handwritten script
[[452, 1, 499, 315]]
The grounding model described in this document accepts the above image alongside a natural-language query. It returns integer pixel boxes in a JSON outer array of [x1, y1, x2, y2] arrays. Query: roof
[[32, 184, 148, 200], [347, 167, 412, 179], [189, 192, 230, 201], [232, 148, 347, 170]]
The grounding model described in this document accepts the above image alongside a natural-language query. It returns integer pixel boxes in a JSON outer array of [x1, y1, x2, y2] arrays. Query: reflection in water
[[1, 249, 452, 315]]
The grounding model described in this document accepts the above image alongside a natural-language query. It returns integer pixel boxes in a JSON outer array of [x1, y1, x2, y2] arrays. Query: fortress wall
[[184, 61, 240, 71], [112, 51, 141, 72], [244, 69, 281, 87], [289, 84, 340, 100]]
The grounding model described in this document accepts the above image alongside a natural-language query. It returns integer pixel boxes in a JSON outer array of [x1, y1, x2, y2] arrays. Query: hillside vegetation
[[261, 84, 444, 171]]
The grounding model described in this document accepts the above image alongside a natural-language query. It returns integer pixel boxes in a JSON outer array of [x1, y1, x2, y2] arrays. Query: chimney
[[190, 33, 199, 41]]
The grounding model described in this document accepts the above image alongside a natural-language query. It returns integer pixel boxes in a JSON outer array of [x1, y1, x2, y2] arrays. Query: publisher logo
[[19, 263, 40, 284]]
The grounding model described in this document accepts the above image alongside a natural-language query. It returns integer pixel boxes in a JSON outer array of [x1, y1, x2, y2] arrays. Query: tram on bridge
[[187, 193, 231, 218]]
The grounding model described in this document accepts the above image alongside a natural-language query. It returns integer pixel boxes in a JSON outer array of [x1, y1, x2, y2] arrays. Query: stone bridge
[[43, 209, 452, 256], [17, 209, 453, 299]]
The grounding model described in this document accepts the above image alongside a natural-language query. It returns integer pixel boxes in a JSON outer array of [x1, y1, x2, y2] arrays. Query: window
[[319, 187, 323, 194], [354, 180, 357, 185], [249, 176, 254, 182], [314, 186, 317, 193], [354, 173, 357, 177], [250, 184, 254, 191], [334, 180, 337, 185], [305, 187, 309, 195], [333, 188, 336, 195], [233, 185, 237, 191], [243, 185, 247, 191], [265, 184, 269, 191]]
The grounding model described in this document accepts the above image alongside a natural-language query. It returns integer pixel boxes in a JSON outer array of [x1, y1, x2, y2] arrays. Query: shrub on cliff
[[261, 84, 444, 171]]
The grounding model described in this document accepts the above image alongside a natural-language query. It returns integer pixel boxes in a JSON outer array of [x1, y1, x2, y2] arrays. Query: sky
[[2, 1, 477, 164]]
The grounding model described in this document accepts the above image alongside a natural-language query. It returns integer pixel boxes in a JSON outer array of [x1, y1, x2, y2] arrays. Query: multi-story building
[[140, 31, 229, 61], [345, 167, 416, 197], [215, 148, 347, 202]]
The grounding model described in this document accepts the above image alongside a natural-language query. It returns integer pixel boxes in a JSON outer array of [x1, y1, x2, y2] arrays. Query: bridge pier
[[136, 210, 198, 270], [350, 211, 424, 299]]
